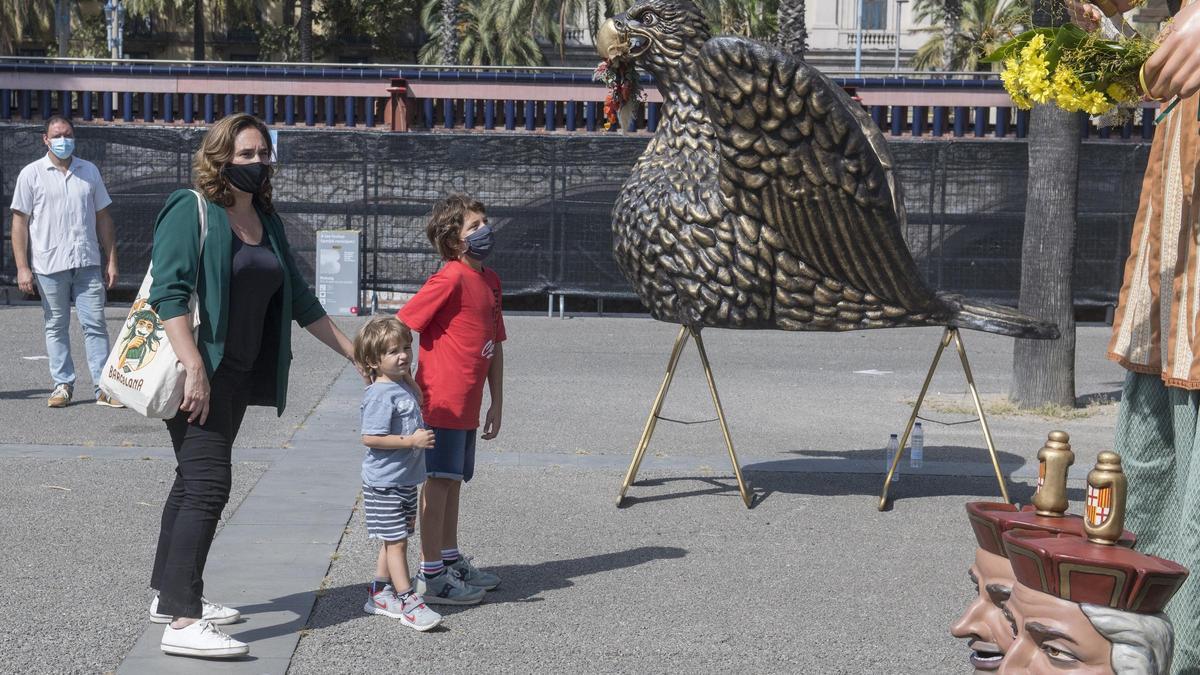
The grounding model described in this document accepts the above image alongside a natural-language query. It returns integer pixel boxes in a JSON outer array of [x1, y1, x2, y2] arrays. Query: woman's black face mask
[[223, 162, 270, 195]]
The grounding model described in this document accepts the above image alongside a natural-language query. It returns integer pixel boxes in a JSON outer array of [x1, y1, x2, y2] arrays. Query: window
[[862, 0, 887, 30]]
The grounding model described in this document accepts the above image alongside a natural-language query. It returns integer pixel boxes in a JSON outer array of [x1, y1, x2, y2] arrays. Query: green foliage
[[318, 0, 422, 61], [911, 0, 1029, 71], [67, 10, 109, 58]]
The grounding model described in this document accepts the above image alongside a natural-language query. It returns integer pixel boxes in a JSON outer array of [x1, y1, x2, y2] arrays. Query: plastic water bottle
[[910, 422, 924, 469], [886, 433, 900, 482]]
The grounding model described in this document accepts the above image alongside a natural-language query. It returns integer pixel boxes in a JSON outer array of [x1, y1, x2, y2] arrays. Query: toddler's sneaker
[[416, 572, 486, 605], [150, 594, 241, 625], [160, 619, 248, 658], [449, 556, 501, 590], [364, 588, 442, 632]]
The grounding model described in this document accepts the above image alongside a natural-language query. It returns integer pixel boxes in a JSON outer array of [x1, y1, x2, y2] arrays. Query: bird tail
[[939, 293, 1060, 340]]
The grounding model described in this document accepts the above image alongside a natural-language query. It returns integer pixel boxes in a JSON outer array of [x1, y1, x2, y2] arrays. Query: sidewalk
[[0, 311, 1128, 673]]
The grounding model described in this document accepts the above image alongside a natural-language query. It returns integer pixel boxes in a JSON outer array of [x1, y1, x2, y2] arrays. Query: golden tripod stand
[[878, 327, 1011, 510], [617, 325, 754, 508]]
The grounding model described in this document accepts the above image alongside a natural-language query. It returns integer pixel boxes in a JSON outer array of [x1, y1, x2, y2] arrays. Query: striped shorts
[[362, 484, 419, 542]]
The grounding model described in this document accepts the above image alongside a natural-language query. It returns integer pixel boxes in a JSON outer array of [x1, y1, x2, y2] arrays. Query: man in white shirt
[[10, 116, 122, 408]]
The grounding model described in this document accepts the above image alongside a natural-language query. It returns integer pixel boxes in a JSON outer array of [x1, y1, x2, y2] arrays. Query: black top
[[222, 231, 284, 373]]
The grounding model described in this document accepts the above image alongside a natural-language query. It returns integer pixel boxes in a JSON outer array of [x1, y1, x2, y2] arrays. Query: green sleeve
[[148, 189, 204, 322], [272, 215, 326, 327]]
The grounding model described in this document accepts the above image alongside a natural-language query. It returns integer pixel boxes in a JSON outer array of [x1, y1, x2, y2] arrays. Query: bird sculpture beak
[[596, 17, 630, 61]]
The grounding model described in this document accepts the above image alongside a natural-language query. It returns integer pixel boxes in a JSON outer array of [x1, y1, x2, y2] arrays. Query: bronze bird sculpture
[[598, 0, 1058, 509], [596, 0, 1058, 339]]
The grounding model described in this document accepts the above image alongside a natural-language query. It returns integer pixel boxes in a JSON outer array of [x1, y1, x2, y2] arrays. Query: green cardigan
[[148, 188, 326, 415]]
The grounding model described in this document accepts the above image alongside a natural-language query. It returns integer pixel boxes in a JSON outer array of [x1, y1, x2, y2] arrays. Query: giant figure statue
[[953, 432, 1135, 672], [596, 0, 1058, 507], [998, 453, 1188, 674]]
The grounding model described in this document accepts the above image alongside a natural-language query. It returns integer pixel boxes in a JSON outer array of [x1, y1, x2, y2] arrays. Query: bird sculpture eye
[[641, 11, 658, 26]]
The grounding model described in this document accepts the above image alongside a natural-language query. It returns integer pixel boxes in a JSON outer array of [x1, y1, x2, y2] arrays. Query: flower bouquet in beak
[[593, 58, 645, 131], [984, 20, 1157, 121]]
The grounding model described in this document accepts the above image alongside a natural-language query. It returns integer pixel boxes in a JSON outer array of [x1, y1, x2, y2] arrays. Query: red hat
[[966, 502, 1135, 558], [1002, 529, 1187, 614]]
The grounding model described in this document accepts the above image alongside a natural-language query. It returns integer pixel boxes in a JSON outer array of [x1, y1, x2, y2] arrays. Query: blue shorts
[[425, 428, 476, 482]]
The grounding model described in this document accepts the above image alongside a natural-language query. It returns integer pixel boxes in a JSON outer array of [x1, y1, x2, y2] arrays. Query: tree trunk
[[55, 0, 70, 57], [299, 0, 312, 61], [440, 0, 459, 65], [941, 0, 961, 71], [1012, 105, 1080, 408], [778, 0, 807, 58], [193, 0, 205, 60]]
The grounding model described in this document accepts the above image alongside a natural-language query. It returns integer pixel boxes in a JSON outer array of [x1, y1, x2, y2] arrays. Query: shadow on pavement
[[232, 546, 688, 640]]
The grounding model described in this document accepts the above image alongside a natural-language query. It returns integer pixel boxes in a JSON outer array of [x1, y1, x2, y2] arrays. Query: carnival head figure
[[117, 307, 162, 371], [193, 112, 275, 209]]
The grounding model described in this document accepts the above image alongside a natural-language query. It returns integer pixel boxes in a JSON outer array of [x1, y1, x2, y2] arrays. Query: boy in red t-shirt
[[398, 193, 505, 605]]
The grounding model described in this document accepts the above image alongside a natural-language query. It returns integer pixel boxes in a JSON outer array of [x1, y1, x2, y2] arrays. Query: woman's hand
[[1144, 1, 1200, 101], [179, 364, 211, 425]]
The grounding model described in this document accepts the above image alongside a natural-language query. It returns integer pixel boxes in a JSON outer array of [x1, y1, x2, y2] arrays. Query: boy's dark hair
[[44, 115, 74, 135], [426, 193, 486, 261]]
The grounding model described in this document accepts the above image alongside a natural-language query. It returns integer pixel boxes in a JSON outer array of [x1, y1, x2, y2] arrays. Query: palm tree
[[942, 0, 961, 71], [911, 0, 1027, 71], [696, 0, 778, 38], [299, 0, 312, 60], [777, 0, 806, 56], [1, 1, 52, 55], [440, 0, 459, 63], [1012, 0, 1078, 408]]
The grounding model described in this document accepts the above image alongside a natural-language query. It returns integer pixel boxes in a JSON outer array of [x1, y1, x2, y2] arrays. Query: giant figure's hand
[[1144, 1, 1200, 100]]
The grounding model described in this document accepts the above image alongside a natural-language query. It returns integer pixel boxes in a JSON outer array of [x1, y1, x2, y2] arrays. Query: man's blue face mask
[[48, 137, 75, 159]]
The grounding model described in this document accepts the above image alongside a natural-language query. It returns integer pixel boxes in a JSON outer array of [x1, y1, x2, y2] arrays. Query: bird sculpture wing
[[697, 36, 938, 311]]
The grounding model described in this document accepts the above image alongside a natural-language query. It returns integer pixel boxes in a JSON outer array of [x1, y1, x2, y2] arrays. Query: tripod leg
[[692, 328, 753, 508], [617, 325, 690, 506], [879, 327, 955, 511], [953, 330, 1011, 504]]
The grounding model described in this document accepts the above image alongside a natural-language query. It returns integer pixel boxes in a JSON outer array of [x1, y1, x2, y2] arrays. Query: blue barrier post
[[545, 101, 556, 131], [443, 98, 454, 129], [163, 93, 173, 123], [565, 100, 577, 132], [183, 93, 194, 123], [422, 99, 434, 128], [995, 107, 1010, 138], [1121, 116, 1133, 140], [264, 95, 276, 125], [871, 105, 885, 130], [1016, 109, 1030, 138], [0, 89, 9, 120], [1098, 121, 1111, 139], [505, 100, 516, 130], [20, 90, 31, 120], [224, 94, 234, 117], [953, 106, 967, 137], [973, 106, 987, 137], [484, 100, 496, 129], [41, 90, 52, 119], [324, 96, 336, 127], [143, 92, 153, 122], [122, 92, 134, 122], [81, 91, 93, 121], [625, 104, 638, 132], [365, 98, 376, 128], [585, 101, 597, 131], [345, 97, 356, 127], [205, 94, 216, 123], [912, 105, 927, 137], [647, 101, 659, 132], [464, 99, 475, 129], [525, 100, 536, 131], [101, 92, 112, 121], [284, 96, 295, 125], [931, 106, 946, 137], [1141, 108, 1154, 140], [59, 90, 71, 117], [243, 94, 254, 115], [890, 105, 904, 136]]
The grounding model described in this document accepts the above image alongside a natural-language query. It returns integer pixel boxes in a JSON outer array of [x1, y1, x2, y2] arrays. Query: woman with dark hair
[[145, 113, 358, 658]]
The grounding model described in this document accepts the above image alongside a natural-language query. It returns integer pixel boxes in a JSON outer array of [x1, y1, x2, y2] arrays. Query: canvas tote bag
[[100, 190, 208, 418]]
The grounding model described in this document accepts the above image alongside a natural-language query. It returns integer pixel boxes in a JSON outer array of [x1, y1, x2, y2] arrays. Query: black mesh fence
[[1, 123, 1150, 306]]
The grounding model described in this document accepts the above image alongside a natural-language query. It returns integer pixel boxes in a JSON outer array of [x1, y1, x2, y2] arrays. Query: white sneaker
[[160, 619, 249, 658], [150, 594, 241, 625]]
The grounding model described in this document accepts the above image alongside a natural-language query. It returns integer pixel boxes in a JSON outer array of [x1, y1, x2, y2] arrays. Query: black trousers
[[150, 367, 250, 618]]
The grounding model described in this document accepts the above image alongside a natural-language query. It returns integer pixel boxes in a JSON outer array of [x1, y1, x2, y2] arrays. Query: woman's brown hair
[[426, 193, 486, 260], [193, 113, 276, 213]]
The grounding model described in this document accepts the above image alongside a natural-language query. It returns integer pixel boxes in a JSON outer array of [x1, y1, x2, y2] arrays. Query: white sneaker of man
[[149, 594, 241, 625], [160, 619, 249, 658]]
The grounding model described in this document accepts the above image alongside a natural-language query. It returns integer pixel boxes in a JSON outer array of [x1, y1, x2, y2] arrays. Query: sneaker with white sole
[[363, 588, 442, 632], [415, 572, 486, 605], [47, 383, 72, 408], [95, 392, 125, 408], [448, 556, 501, 590], [149, 595, 241, 625], [160, 619, 248, 658]]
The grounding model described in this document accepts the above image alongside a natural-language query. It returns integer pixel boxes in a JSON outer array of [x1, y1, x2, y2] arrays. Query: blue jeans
[[34, 265, 111, 394]]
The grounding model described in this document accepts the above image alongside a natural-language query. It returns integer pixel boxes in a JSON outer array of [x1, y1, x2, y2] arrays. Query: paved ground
[[0, 303, 1133, 673]]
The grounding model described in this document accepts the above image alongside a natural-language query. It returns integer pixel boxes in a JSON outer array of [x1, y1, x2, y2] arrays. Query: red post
[[385, 78, 412, 132]]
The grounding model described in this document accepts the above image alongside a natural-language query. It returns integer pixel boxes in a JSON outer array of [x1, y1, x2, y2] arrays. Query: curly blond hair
[[193, 113, 275, 213], [426, 193, 486, 261]]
